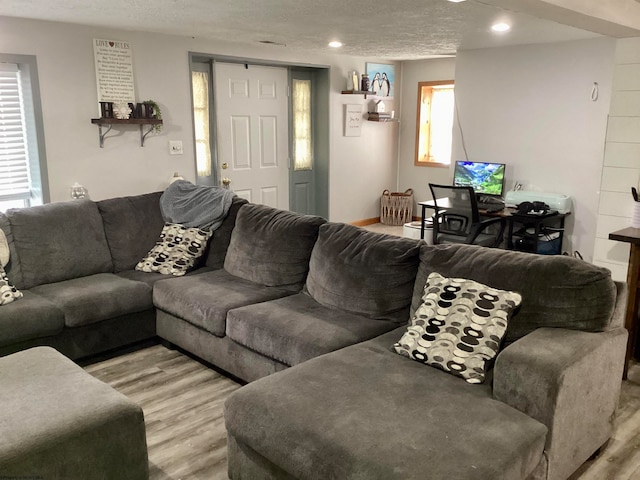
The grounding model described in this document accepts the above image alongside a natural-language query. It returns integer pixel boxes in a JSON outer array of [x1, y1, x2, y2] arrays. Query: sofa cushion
[[412, 244, 617, 344], [5, 200, 113, 289], [205, 196, 248, 269], [136, 223, 212, 276], [394, 272, 522, 384], [306, 223, 421, 322], [0, 291, 64, 347], [224, 204, 325, 290], [225, 328, 547, 480], [97, 191, 165, 272], [31, 273, 153, 328], [117, 266, 213, 287], [153, 269, 294, 337], [226, 292, 399, 366]]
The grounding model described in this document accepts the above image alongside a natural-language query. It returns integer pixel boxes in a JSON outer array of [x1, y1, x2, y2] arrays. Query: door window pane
[[192, 71, 212, 177], [292, 79, 312, 171]]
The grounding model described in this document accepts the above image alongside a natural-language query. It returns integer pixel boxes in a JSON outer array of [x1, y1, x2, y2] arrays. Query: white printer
[[504, 190, 572, 214]]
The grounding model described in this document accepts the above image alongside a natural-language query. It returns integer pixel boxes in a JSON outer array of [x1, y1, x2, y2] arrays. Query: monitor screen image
[[453, 161, 506, 197]]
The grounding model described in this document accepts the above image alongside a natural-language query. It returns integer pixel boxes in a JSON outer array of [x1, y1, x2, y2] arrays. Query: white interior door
[[215, 63, 289, 209]]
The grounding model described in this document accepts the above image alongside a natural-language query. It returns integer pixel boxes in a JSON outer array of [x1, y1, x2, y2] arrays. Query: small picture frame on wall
[[344, 104, 362, 137], [365, 62, 395, 98]]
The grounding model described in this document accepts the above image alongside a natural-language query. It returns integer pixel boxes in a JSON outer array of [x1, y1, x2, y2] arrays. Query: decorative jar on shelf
[[361, 73, 370, 92]]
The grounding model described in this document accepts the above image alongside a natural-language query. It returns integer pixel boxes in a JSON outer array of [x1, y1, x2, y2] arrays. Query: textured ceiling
[[0, 0, 627, 59]]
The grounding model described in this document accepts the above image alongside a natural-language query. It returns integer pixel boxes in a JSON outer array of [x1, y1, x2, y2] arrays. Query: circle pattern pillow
[[135, 223, 212, 276], [393, 272, 522, 384], [0, 264, 22, 305]]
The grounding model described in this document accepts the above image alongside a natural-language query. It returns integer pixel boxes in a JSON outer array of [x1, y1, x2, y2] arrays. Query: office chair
[[428, 184, 506, 247]]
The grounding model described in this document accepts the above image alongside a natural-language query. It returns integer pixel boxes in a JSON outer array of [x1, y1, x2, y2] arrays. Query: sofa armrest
[[493, 327, 627, 480]]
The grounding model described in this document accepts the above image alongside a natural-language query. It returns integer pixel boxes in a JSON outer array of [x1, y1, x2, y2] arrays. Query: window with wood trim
[[415, 81, 454, 167]]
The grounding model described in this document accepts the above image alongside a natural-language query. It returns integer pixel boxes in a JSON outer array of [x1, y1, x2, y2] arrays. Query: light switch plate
[[169, 140, 183, 155]]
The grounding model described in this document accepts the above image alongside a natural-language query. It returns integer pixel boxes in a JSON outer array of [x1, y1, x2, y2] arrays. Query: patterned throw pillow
[[394, 272, 522, 384], [0, 263, 22, 305], [135, 223, 212, 276]]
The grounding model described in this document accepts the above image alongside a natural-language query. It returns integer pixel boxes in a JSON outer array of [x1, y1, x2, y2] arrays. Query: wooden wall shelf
[[91, 118, 163, 147], [367, 117, 397, 122], [341, 90, 375, 99]]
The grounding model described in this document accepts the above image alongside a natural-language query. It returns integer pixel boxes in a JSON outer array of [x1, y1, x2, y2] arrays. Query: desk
[[418, 200, 565, 253], [608, 227, 640, 379]]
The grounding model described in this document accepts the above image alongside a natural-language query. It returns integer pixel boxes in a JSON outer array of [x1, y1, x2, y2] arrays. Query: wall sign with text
[[344, 104, 362, 137], [93, 38, 135, 105]]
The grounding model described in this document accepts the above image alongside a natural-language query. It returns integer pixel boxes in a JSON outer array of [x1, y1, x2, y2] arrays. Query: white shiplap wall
[[594, 38, 640, 282]]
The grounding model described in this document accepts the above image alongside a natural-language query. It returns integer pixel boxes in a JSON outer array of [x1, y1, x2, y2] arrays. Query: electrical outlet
[[169, 140, 183, 155]]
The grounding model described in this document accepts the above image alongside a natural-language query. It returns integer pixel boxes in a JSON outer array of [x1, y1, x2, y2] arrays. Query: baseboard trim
[[350, 217, 381, 227]]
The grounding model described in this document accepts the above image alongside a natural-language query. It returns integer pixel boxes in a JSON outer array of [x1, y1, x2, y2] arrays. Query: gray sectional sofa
[[0, 190, 628, 480], [0, 191, 246, 359]]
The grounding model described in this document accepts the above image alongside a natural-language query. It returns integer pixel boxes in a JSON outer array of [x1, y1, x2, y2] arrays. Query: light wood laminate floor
[[86, 344, 640, 480]]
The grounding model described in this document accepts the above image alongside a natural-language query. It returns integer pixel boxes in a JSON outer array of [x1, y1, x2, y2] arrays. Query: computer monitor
[[453, 161, 506, 198]]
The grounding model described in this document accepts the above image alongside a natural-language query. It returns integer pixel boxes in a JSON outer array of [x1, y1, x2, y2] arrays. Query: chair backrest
[[428, 184, 480, 240]]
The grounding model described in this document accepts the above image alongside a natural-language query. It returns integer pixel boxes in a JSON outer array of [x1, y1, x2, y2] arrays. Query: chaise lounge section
[[224, 243, 628, 480]]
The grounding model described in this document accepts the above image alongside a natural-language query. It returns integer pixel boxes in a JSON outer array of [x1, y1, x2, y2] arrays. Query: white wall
[[0, 16, 398, 223], [452, 38, 615, 259], [593, 37, 640, 281]]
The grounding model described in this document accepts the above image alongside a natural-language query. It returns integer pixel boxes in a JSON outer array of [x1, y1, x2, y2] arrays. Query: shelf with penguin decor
[[341, 90, 376, 99]]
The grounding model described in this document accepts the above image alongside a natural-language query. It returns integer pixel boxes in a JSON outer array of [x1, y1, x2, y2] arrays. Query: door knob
[[222, 177, 231, 186]]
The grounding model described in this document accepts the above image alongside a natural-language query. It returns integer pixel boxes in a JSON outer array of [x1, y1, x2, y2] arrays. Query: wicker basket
[[380, 188, 413, 225]]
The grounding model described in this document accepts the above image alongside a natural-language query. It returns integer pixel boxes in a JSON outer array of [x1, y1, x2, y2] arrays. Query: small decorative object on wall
[[113, 102, 132, 119], [360, 73, 370, 92], [142, 100, 163, 132], [344, 104, 362, 137], [366, 62, 395, 97], [169, 172, 184, 184], [348, 71, 359, 91], [70, 182, 88, 200], [99, 101, 114, 118]]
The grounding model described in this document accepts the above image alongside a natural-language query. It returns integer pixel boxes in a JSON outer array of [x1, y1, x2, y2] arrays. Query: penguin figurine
[[381, 72, 391, 96]]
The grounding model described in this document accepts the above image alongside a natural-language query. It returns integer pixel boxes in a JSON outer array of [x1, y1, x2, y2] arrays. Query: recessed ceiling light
[[328, 41, 343, 48], [447, 0, 467, 3], [491, 22, 511, 33]]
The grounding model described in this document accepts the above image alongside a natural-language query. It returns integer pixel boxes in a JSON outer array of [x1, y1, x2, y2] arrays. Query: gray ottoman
[[0, 347, 149, 479]]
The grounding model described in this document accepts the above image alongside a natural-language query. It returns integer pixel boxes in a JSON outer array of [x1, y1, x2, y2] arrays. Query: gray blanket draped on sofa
[[160, 180, 235, 231]]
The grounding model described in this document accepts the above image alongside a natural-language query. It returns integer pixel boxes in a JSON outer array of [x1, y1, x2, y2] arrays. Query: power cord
[[454, 96, 469, 161]]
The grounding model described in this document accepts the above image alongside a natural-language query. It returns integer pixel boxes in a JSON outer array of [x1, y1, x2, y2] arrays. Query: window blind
[[0, 63, 31, 198]]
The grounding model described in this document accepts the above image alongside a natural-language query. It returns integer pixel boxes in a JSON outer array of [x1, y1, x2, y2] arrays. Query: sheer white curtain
[[292, 79, 312, 171], [191, 71, 211, 177]]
